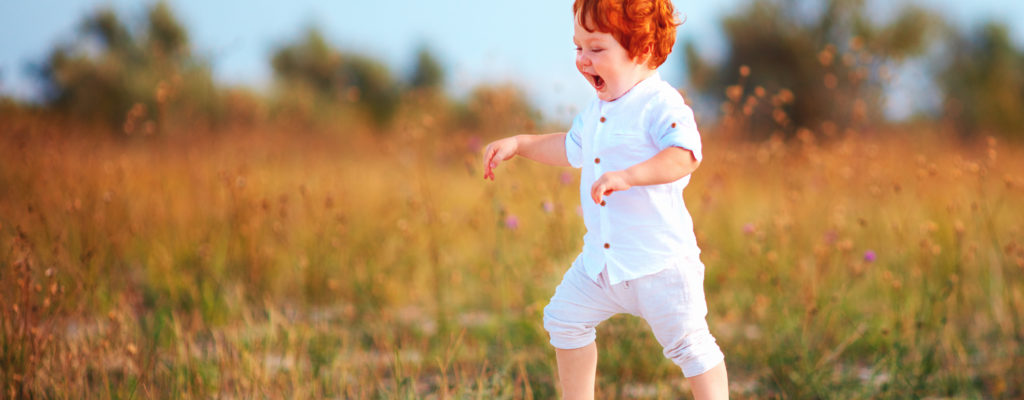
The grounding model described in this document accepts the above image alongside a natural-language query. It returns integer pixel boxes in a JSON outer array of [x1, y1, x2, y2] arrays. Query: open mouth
[[590, 74, 605, 91]]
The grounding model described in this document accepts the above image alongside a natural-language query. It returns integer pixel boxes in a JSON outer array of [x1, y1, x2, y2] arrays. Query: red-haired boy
[[483, 0, 729, 398]]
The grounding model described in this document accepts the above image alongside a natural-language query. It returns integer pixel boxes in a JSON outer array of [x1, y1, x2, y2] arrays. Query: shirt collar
[[600, 71, 662, 107]]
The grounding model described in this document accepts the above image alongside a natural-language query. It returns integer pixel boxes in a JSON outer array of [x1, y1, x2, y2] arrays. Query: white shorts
[[542, 256, 725, 377]]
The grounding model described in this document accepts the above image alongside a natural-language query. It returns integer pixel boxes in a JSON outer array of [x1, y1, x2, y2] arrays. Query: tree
[[685, 0, 938, 140], [147, 3, 189, 58], [410, 46, 445, 92], [939, 22, 1024, 140], [270, 28, 400, 127], [271, 29, 343, 100], [35, 2, 219, 135]]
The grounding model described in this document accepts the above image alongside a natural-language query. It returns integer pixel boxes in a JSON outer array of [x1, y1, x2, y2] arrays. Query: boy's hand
[[591, 171, 632, 204], [482, 136, 519, 180]]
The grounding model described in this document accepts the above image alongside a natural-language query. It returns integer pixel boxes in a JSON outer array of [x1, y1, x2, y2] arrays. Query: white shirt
[[565, 72, 703, 285]]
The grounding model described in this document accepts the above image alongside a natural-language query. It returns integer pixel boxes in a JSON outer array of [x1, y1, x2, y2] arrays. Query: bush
[[35, 3, 222, 136]]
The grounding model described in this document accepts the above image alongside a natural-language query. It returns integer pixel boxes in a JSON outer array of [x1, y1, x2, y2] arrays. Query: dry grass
[[1, 109, 1023, 398]]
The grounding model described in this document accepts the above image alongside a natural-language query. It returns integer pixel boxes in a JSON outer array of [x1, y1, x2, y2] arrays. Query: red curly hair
[[573, 0, 680, 69]]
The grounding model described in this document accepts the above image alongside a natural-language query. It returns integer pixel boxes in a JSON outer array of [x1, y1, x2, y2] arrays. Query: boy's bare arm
[[589, 146, 699, 204], [483, 133, 570, 180]]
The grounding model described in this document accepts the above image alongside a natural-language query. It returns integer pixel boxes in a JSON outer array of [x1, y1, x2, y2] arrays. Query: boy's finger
[[485, 160, 497, 179], [482, 147, 494, 170], [483, 147, 499, 179]]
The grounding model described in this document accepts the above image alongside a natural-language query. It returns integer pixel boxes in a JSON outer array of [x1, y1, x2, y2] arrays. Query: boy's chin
[[596, 88, 623, 102]]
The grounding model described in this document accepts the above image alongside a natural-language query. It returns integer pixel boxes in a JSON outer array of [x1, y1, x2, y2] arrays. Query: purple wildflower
[[504, 215, 520, 230], [863, 250, 877, 263]]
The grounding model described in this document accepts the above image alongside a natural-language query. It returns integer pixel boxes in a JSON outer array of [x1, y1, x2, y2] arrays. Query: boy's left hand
[[591, 171, 632, 204]]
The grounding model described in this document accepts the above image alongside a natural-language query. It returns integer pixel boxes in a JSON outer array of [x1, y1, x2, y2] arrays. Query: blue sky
[[2, 0, 1023, 122]]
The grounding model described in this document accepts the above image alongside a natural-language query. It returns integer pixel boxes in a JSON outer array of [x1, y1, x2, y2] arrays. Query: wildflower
[[863, 250, 876, 263], [560, 171, 574, 185], [504, 215, 519, 230], [467, 136, 482, 152], [541, 201, 555, 214], [742, 223, 756, 235]]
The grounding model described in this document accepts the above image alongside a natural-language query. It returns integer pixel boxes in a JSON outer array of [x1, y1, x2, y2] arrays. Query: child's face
[[573, 14, 652, 102]]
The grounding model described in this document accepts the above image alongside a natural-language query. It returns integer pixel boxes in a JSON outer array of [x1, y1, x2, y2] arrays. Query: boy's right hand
[[482, 136, 519, 180]]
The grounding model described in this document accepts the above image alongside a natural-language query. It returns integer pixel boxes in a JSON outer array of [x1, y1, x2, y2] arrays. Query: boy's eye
[[592, 48, 604, 53]]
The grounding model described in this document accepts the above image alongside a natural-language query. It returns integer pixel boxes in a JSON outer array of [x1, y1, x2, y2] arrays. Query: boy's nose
[[576, 53, 591, 66]]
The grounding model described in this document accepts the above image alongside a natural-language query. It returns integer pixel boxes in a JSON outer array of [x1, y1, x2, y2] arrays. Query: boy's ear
[[636, 43, 655, 67]]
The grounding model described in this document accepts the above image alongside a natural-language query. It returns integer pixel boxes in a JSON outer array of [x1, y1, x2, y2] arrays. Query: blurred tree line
[[684, 0, 1024, 141], [21, 0, 1024, 141], [31, 2, 537, 139]]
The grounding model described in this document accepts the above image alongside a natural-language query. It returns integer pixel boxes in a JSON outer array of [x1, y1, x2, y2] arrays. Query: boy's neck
[[607, 68, 658, 102]]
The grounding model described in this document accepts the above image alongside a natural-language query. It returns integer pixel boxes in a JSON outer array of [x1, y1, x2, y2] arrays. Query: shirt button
[[594, 157, 600, 164], [671, 122, 677, 128], [604, 243, 610, 249], [600, 116, 606, 123]]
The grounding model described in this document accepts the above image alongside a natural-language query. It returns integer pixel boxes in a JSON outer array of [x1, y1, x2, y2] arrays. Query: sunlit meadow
[[2, 101, 1023, 399]]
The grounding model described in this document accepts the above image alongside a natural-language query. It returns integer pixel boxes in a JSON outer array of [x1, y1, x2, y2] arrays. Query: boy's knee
[[662, 328, 725, 377], [543, 304, 597, 350]]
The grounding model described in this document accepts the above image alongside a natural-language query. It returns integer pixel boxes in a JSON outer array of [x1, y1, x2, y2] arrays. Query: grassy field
[[1, 112, 1023, 398]]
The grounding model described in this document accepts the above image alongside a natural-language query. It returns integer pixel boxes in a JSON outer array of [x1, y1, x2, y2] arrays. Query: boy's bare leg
[[555, 343, 598, 400], [687, 361, 729, 400]]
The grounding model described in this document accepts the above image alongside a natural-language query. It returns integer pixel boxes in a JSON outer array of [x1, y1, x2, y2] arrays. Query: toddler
[[482, 0, 728, 398]]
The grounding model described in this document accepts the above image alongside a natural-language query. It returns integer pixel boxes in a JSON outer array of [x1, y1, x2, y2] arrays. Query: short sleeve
[[648, 96, 702, 162], [565, 113, 584, 168]]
